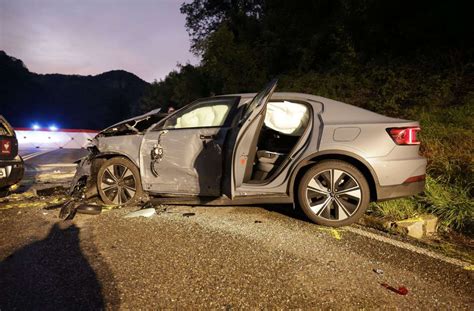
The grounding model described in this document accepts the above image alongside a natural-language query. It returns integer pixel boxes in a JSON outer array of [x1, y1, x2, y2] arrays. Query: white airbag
[[176, 105, 230, 128], [264, 101, 309, 136]]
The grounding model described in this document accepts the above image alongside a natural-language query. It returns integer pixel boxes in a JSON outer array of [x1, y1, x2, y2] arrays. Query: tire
[[297, 160, 370, 227], [97, 157, 144, 206]]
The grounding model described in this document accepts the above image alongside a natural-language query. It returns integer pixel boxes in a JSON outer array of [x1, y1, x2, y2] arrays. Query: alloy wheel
[[305, 169, 362, 221], [100, 164, 137, 205]]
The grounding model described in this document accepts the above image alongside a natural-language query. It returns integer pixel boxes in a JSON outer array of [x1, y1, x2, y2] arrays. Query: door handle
[[200, 134, 216, 140]]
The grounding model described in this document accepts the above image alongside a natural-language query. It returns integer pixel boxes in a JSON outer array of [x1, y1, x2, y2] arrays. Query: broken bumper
[[0, 156, 24, 189], [69, 155, 94, 195]]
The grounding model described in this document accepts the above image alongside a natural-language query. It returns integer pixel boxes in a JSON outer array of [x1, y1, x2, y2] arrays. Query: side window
[[163, 99, 234, 129]]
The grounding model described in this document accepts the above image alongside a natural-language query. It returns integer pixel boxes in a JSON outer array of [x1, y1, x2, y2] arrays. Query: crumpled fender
[[69, 154, 106, 198]]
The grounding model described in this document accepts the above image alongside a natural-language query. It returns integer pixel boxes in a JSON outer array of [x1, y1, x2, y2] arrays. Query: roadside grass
[[370, 198, 420, 221]]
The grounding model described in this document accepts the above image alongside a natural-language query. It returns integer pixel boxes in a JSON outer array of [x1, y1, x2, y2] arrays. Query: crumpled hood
[[97, 108, 166, 137]]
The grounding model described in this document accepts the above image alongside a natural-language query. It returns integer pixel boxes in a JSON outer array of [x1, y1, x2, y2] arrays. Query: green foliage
[[371, 199, 421, 221], [422, 177, 473, 231]]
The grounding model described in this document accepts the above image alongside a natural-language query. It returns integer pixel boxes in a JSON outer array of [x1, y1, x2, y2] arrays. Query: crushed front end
[[69, 146, 105, 198]]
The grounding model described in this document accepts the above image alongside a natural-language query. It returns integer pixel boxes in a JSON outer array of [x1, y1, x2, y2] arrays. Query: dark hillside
[[0, 51, 149, 129]]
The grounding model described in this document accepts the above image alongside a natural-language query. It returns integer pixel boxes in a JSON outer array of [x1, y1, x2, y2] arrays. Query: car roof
[[222, 92, 406, 124]]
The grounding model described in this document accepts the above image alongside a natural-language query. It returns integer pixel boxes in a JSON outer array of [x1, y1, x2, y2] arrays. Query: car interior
[[248, 101, 310, 183], [149, 97, 311, 186]]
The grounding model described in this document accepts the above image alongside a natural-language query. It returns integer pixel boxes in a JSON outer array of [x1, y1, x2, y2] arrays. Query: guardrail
[[14, 128, 98, 149]]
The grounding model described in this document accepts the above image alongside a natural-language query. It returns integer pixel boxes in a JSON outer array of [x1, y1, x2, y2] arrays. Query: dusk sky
[[0, 0, 199, 82]]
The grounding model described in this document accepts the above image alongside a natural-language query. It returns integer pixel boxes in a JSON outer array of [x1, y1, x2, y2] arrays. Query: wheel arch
[[289, 150, 379, 202], [92, 152, 139, 169]]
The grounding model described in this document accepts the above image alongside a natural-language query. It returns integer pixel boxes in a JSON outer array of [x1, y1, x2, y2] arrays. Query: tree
[[180, 0, 264, 55]]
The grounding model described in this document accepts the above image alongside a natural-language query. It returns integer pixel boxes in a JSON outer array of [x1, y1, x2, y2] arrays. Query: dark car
[[0, 115, 24, 192]]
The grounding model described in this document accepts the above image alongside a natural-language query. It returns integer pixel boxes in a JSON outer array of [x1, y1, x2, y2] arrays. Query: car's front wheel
[[97, 157, 143, 206], [297, 160, 370, 227]]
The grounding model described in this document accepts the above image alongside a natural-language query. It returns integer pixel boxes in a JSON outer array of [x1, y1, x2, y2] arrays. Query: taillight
[[387, 127, 421, 145]]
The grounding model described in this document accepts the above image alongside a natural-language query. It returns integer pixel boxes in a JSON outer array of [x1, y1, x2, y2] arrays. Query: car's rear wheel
[[97, 157, 143, 206], [297, 160, 370, 227]]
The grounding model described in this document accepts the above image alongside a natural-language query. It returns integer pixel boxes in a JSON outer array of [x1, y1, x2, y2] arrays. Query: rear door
[[140, 97, 239, 196], [0, 116, 18, 161], [231, 80, 278, 195]]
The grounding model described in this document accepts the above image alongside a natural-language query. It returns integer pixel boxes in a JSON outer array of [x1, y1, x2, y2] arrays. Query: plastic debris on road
[[76, 204, 102, 215], [381, 283, 409, 295], [318, 227, 342, 240], [124, 208, 156, 218], [373, 268, 384, 275]]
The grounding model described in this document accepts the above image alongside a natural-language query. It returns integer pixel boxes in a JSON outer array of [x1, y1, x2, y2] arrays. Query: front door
[[140, 97, 239, 196], [231, 80, 278, 195]]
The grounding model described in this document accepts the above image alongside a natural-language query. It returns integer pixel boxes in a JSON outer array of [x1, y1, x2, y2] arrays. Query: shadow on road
[[0, 223, 119, 309]]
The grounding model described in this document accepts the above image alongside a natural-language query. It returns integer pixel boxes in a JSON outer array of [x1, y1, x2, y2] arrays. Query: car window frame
[[0, 117, 14, 137], [151, 96, 241, 131]]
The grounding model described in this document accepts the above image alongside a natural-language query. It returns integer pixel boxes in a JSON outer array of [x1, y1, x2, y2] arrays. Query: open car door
[[231, 79, 278, 196]]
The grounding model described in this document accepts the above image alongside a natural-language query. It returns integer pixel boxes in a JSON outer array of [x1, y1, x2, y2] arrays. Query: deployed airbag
[[175, 105, 230, 128], [264, 101, 309, 136]]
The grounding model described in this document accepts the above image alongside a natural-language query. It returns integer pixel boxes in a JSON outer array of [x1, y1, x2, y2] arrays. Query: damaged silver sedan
[[71, 80, 427, 226]]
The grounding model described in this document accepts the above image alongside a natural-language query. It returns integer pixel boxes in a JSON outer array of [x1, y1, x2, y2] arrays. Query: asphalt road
[[18, 148, 88, 188], [20, 147, 88, 166], [0, 147, 471, 309]]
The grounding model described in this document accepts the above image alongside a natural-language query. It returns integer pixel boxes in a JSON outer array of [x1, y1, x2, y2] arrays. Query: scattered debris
[[373, 268, 384, 275], [8, 183, 20, 192], [101, 205, 119, 212], [0, 191, 67, 210], [43, 200, 67, 210], [59, 199, 79, 220], [76, 204, 103, 215], [254, 220, 263, 223], [393, 219, 424, 239], [318, 227, 342, 240], [381, 283, 409, 295], [124, 208, 156, 218], [182, 212, 195, 217], [36, 186, 68, 197]]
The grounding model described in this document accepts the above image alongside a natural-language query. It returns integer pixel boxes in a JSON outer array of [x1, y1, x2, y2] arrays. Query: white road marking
[[345, 225, 471, 268], [22, 150, 55, 161], [21, 151, 43, 160]]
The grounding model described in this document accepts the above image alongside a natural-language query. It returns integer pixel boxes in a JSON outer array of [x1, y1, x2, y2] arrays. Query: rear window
[[0, 121, 13, 136]]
